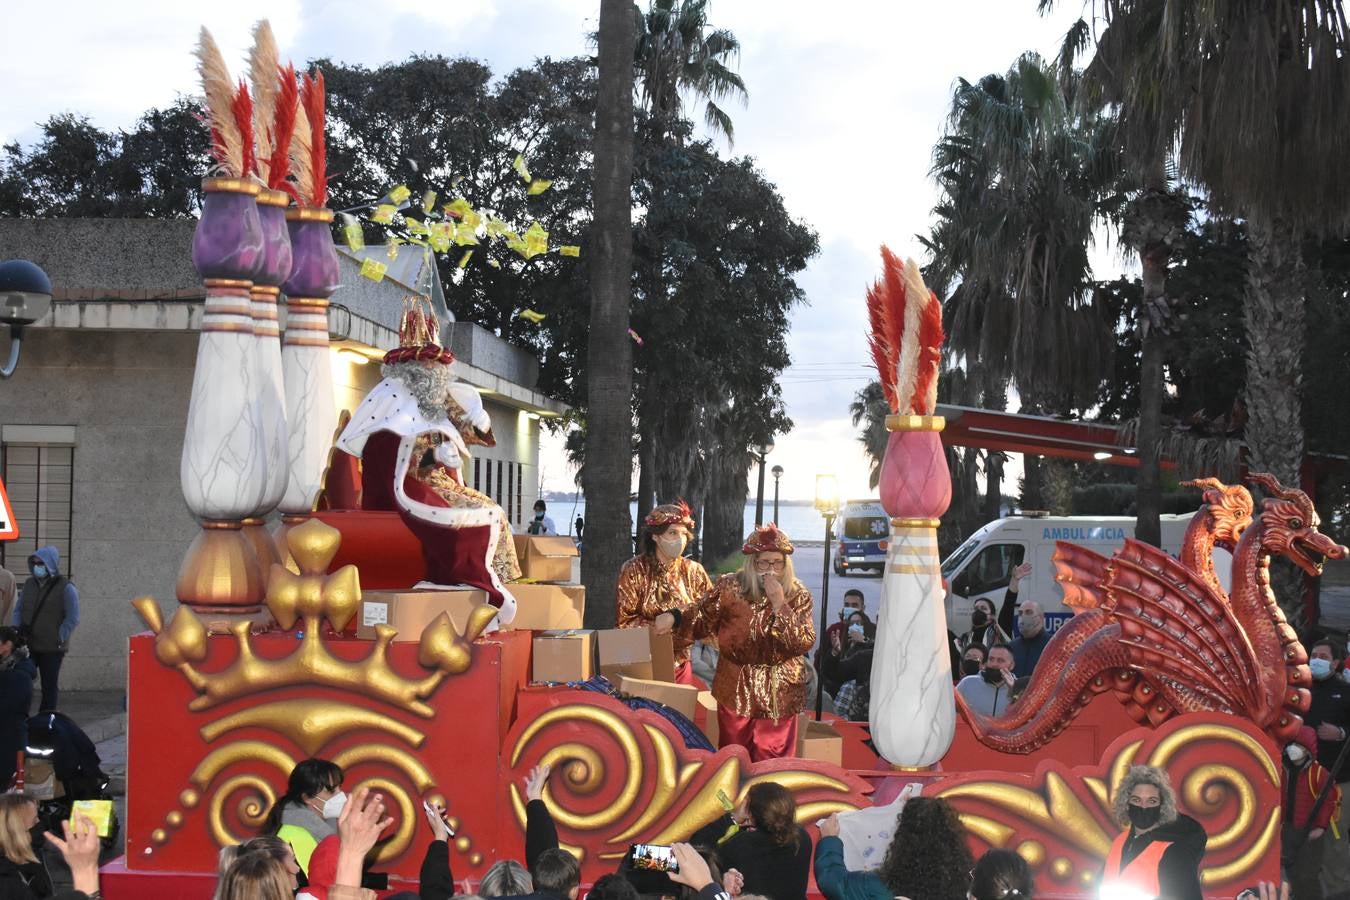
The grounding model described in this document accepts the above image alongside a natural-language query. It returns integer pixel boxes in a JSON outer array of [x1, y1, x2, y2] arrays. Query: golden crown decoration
[[130, 519, 500, 862]]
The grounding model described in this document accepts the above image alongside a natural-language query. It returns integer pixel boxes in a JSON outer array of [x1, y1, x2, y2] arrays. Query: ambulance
[[940, 511, 1227, 637]]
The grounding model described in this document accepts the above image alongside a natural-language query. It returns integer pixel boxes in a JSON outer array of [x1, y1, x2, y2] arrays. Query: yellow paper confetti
[[443, 198, 482, 230], [372, 204, 396, 225], [455, 224, 480, 246], [422, 190, 437, 214], [559, 245, 581, 257], [458, 250, 473, 268], [429, 223, 453, 254], [518, 308, 546, 323], [388, 184, 411, 204], [405, 217, 429, 236], [512, 153, 531, 182], [386, 242, 400, 261], [527, 179, 553, 196], [341, 214, 364, 251], [359, 258, 387, 282], [523, 221, 549, 259], [486, 217, 508, 236], [487, 257, 502, 269]]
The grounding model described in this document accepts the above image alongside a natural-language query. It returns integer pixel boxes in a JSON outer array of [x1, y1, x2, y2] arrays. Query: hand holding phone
[[423, 799, 454, 840]]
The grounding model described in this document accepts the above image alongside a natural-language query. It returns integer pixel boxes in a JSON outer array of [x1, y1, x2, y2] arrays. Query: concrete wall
[[0, 330, 542, 691], [0, 330, 197, 691]]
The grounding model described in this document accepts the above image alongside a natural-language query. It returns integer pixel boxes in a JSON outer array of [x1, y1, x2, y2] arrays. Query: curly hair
[[877, 797, 974, 900], [383, 359, 453, 421], [747, 782, 800, 851], [1111, 765, 1178, 829]]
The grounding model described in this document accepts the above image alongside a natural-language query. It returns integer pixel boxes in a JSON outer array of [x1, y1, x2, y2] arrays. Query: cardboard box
[[507, 584, 586, 631], [532, 629, 595, 683], [797, 713, 843, 765], [356, 588, 492, 641], [514, 535, 579, 583], [597, 627, 675, 683], [619, 675, 700, 720], [696, 690, 719, 745]]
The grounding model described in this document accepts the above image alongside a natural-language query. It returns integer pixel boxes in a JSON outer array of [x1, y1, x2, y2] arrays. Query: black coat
[[0, 655, 35, 789], [716, 823, 812, 900], [0, 851, 53, 900], [1112, 813, 1208, 900]]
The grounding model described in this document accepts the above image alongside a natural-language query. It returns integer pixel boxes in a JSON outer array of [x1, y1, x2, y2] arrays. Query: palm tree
[[581, 0, 638, 627], [1046, 0, 1350, 498], [924, 54, 1120, 515], [849, 382, 889, 489], [631, 0, 748, 524]]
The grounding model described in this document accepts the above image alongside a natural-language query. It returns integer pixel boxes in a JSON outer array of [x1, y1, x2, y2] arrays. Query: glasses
[[754, 561, 787, 573]]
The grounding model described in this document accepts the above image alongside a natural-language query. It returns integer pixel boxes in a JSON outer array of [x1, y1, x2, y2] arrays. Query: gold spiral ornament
[[207, 774, 278, 847], [352, 776, 417, 863]]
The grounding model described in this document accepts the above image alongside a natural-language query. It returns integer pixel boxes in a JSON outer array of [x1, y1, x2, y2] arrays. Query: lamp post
[[0, 259, 54, 379], [753, 441, 774, 526], [771, 465, 784, 524], [814, 473, 840, 720]]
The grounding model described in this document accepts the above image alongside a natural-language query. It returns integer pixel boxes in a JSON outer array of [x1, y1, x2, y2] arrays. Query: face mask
[[32, 564, 48, 579], [961, 658, 981, 677], [981, 666, 1005, 685], [321, 790, 348, 820], [656, 534, 687, 559], [839, 606, 860, 621], [1311, 658, 1334, 680], [971, 609, 989, 628], [1127, 804, 1161, 830], [433, 442, 460, 470], [1286, 745, 1309, 766]]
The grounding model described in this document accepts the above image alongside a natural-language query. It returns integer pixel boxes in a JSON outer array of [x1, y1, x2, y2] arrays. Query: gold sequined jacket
[[693, 573, 816, 719], [615, 554, 714, 665]]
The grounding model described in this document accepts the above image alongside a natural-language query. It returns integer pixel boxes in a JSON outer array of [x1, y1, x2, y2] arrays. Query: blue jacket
[[12, 546, 79, 652], [813, 836, 893, 900]]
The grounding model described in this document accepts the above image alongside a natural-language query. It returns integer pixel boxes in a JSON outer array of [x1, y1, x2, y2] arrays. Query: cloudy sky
[[1, 0, 1093, 501]]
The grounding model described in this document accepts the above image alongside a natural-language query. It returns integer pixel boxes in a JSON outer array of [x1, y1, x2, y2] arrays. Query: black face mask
[[1127, 804, 1161, 830], [961, 658, 982, 676], [980, 666, 1005, 685], [971, 609, 989, 628]]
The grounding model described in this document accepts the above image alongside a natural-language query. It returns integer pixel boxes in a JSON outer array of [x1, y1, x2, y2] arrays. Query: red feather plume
[[300, 70, 327, 207], [231, 80, 256, 178], [267, 64, 299, 191], [865, 247, 909, 413], [912, 289, 944, 415]]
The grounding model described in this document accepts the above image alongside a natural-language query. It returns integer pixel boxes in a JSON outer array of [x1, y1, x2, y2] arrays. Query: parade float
[[101, 24, 1348, 900]]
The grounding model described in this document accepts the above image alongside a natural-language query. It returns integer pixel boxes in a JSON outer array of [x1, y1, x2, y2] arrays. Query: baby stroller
[[23, 711, 119, 851]]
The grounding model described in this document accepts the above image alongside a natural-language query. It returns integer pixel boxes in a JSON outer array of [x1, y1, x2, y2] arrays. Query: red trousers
[[673, 661, 709, 690], [717, 707, 798, 762]]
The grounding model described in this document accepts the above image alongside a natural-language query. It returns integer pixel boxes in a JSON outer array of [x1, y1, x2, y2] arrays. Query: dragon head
[[1182, 477, 1254, 551], [1249, 472, 1349, 576]]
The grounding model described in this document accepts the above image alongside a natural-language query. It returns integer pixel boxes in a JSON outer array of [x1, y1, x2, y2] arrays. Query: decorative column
[[869, 414, 954, 767], [275, 207, 339, 562], [178, 177, 268, 612], [240, 187, 293, 581]]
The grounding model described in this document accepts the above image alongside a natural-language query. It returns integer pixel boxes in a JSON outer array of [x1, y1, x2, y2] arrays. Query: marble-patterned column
[[178, 177, 268, 611], [241, 187, 293, 580], [869, 414, 954, 767], [275, 207, 339, 562]]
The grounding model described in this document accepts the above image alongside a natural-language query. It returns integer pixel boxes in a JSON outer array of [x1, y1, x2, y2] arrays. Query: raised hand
[[668, 843, 714, 890], [335, 786, 394, 886], [45, 815, 102, 896], [1009, 562, 1033, 591], [818, 813, 840, 838], [524, 763, 552, 802]]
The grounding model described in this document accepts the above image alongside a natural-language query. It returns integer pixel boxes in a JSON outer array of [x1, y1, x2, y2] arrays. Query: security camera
[[0, 259, 54, 327]]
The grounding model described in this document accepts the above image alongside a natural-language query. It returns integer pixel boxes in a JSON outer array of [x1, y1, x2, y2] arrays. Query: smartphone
[[1234, 890, 1260, 900], [631, 843, 679, 873], [423, 799, 455, 836]]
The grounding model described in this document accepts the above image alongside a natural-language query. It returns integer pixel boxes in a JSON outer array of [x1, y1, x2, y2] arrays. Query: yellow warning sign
[[0, 474, 18, 541]]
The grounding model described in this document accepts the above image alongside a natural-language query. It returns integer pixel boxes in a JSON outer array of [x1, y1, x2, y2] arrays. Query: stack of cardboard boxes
[[530, 625, 719, 746]]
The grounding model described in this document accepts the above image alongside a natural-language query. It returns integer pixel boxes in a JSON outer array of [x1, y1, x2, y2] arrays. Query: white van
[[941, 512, 1230, 637], [833, 500, 889, 576]]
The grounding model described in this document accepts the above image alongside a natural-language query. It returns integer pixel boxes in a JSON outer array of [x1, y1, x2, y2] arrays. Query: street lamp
[[814, 473, 840, 720], [0, 259, 53, 379], [752, 441, 775, 526], [771, 465, 784, 524]]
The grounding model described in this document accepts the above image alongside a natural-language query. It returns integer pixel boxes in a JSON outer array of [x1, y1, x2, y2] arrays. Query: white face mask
[[656, 534, 687, 559], [1287, 745, 1309, 765], [320, 790, 348, 820]]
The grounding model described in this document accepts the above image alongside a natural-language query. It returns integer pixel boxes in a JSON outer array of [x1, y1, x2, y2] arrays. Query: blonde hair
[[0, 795, 37, 865], [218, 853, 293, 900], [736, 553, 797, 600], [1112, 765, 1178, 829]]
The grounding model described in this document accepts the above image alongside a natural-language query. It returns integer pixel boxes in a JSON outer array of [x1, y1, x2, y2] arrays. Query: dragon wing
[[1100, 539, 1261, 715], [1051, 542, 1111, 611]]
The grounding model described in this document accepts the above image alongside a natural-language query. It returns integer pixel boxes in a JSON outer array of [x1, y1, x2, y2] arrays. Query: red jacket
[[1286, 725, 1341, 832]]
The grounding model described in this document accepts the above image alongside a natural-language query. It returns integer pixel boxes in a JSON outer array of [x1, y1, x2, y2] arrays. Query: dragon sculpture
[[960, 474, 1347, 752]]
